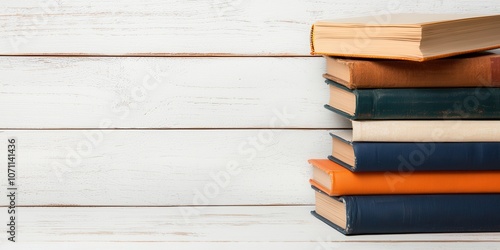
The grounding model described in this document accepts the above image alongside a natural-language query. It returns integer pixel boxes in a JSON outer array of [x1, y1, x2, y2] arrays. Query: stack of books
[[308, 13, 500, 235]]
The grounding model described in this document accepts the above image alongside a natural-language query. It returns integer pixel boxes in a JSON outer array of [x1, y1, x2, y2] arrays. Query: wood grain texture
[[1, 0, 498, 55], [0, 57, 349, 129], [0, 129, 333, 206], [7, 206, 500, 244], [5, 242, 500, 250]]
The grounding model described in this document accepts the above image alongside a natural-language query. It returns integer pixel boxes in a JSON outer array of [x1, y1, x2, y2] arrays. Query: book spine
[[493, 57, 500, 83], [331, 171, 500, 195], [352, 87, 500, 119], [351, 120, 500, 142], [310, 159, 500, 195], [349, 55, 498, 88], [352, 142, 500, 172], [310, 24, 316, 55], [344, 194, 500, 235]]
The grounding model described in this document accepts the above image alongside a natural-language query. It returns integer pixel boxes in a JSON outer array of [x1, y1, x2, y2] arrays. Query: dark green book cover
[[325, 79, 500, 120]]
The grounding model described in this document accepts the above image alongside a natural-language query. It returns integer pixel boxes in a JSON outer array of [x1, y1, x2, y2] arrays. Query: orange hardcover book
[[309, 159, 500, 196], [324, 50, 500, 89]]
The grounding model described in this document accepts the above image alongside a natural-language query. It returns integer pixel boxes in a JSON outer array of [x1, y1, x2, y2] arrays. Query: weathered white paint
[[1, 0, 498, 55], [5, 242, 500, 250], [0, 57, 349, 128], [0, 129, 333, 206], [8, 206, 500, 244]]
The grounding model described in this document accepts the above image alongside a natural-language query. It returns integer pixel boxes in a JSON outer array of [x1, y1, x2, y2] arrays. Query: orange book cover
[[309, 159, 500, 196]]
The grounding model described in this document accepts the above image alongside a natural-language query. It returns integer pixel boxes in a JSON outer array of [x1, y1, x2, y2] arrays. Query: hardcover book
[[329, 130, 500, 172], [325, 79, 500, 120], [324, 50, 500, 89], [310, 13, 500, 61], [308, 159, 500, 196], [345, 120, 500, 142], [311, 186, 500, 235]]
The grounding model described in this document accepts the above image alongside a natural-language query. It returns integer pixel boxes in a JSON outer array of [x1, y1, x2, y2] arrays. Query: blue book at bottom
[[311, 186, 500, 235]]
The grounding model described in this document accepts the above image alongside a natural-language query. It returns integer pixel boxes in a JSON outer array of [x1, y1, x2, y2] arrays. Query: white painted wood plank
[[3, 242, 500, 250], [0, 129, 331, 206], [6, 206, 500, 244], [0, 57, 348, 129], [1, 0, 498, 55]]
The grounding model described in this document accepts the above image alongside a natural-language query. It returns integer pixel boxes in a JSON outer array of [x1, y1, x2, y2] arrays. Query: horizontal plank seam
[[0, 54, 321, 58], [1, 204, 314, 208], [23, 240, 500, 243], [0, 128, 347, 131]]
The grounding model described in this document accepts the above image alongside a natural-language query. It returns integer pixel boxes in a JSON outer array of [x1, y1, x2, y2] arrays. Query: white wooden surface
[[0, 130, 330, 206], [0, 0, 498, 55], [1, 206, 499, 248], [15, 206, 500, 242], [1, 0, 499, 248], [4, 242, 500, 250], [0, 57, 348, 128]]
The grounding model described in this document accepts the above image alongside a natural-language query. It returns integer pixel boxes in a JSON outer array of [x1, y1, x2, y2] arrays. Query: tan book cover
[[311, 13, 500, 61], [351, 120, 500, 142]]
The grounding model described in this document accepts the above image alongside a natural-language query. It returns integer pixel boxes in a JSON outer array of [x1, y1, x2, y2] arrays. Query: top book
[[310, 13, 500, 61]]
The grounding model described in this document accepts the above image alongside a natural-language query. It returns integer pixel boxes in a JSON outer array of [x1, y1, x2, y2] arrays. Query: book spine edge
[[310, 24, 316, 55], [350, 56, 495, 88]]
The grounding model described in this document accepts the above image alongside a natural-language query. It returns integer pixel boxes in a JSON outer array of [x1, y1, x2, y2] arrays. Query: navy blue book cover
[[311, 187, 500, 235], [330, 131, 500, 172]]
